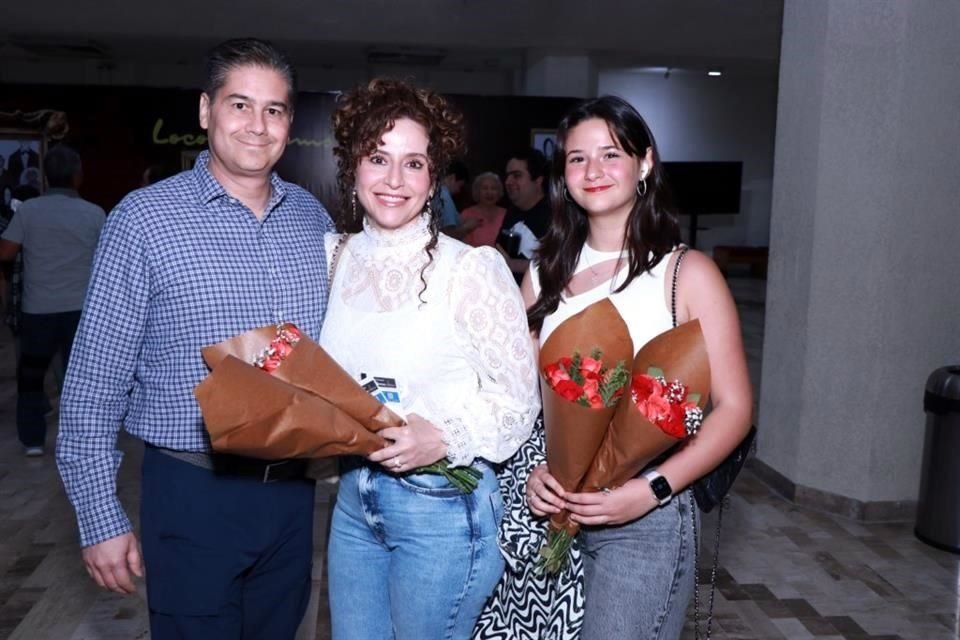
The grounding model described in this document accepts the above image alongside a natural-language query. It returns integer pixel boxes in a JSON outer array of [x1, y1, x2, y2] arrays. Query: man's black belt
[[150, 444, 309, 483]]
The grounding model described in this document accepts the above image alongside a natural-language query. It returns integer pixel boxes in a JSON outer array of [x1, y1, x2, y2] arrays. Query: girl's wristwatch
[[643, 470, 673, 507]]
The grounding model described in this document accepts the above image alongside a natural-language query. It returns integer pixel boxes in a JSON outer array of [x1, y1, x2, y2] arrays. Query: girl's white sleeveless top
[[532, 243, 679, 353]]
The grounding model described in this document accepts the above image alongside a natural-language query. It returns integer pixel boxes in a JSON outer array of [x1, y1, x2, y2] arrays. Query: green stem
[[416, 460, 483, 494], [538, 528, 575, 575]]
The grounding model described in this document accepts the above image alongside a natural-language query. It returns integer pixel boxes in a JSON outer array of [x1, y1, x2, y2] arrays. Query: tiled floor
[[1, 276, 957, 640]]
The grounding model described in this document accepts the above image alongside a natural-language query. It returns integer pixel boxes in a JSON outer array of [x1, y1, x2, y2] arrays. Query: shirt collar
[[45, 188, 79, 198], [192, 150, 288, 211]]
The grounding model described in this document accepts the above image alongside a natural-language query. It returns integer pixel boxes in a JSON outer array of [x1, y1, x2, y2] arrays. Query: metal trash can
[[915, 366, 960, 553]]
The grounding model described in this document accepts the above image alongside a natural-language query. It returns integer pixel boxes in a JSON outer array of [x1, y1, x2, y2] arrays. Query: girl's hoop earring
[[636, 179, 647, 198], [562, 186, 574, 203]]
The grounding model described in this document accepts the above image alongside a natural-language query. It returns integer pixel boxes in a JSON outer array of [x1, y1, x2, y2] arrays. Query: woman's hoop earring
[[636, 179, 647, 198]]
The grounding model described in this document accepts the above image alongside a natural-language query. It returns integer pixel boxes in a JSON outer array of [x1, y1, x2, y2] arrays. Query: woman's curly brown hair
[[333, 77, 465, 225]]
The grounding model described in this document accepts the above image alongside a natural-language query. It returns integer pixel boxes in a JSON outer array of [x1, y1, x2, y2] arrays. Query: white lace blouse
[[319, 214, 540, 466]]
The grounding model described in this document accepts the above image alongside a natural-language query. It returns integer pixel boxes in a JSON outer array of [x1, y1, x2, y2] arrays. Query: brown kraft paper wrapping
[[539, 298, 634, 535], [201, 324, 404, 432], [580, 319, 711, 493], [195, 355, 388, 460]]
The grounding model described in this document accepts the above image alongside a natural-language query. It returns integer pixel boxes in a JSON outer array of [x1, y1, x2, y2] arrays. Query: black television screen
[[661, 161, 742, 215]]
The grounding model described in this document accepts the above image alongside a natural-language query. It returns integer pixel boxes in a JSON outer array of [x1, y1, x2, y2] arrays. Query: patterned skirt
[[473, 416, 585, 640]]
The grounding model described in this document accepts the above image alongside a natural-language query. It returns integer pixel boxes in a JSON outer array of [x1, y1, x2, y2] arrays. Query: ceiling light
[[707, 69, 722, 77]]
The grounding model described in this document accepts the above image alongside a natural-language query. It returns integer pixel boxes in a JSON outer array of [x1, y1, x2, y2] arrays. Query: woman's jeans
[[328, 462, 505, 640], [579, 490, 698, 640]]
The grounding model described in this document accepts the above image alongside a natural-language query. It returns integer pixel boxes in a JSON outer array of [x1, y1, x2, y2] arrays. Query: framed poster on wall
[[0, 131, 45, 222], [530, 128, 557, 160]]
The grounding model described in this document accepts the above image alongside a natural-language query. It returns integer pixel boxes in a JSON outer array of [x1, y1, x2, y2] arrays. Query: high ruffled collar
[[357, 213, 432, 252]]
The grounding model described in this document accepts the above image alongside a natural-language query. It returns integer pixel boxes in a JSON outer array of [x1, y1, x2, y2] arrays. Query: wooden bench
[[712, 245, 768, 278]]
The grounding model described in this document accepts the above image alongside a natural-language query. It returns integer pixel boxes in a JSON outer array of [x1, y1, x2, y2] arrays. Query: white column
[[757, 0, 960, 517]]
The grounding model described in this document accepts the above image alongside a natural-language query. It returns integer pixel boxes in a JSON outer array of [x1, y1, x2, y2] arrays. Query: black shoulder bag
[[670, 247, 757, 639]]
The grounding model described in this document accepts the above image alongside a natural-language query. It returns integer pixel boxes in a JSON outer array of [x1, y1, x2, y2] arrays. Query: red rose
[[545, 363, 572, 386], [631, 374, 662, 403], [554, 379, 583, 402], [260, 356, 281, 373], [273, 340, 294, 359], [662, 404, 686, 438], [580, 356, 602, 374], [582, 377, 600, 399], [641, 392, 672, 424]]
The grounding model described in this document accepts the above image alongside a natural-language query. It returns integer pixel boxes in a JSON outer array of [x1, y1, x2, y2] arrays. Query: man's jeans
[[17, 310, 80, 447]]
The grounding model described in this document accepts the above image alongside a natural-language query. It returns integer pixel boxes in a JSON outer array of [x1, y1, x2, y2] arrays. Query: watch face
[[650, 475, 672, 501]]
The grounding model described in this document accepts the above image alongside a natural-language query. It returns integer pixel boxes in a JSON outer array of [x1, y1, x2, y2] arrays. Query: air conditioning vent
[[8, 38, 110, 59], [365, 46, 447, 66]]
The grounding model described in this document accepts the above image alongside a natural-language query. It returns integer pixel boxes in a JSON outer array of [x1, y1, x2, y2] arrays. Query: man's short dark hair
[[43, 145, 82, 189], [445, 160, 468, 183], [204, 38, 298, 110], [509, 148, 547, 180]]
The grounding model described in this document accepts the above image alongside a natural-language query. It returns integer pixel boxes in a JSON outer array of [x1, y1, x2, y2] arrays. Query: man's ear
[[199, 93, 211, 130]]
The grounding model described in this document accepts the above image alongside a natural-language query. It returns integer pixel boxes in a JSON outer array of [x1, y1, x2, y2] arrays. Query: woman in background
[[321, 78, 540, 640], [460, 171, 506, 248]]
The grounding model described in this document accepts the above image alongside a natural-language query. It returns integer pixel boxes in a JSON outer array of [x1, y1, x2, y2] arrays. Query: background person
[[0, 145, 105, 456], [498, 148, 550, 280], [460, 171, 506, 248]]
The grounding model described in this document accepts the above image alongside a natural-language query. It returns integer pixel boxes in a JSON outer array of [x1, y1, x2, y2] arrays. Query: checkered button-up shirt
[[57, 151, 333, 547]]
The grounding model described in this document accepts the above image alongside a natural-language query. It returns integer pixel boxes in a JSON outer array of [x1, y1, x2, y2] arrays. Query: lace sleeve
[[427, 246, 540, 466]]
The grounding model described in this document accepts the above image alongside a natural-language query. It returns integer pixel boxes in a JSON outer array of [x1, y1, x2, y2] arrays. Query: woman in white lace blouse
[[320, 78, 540, 640]]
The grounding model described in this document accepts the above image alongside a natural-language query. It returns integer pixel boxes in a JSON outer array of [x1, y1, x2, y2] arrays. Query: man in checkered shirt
[[56, 38, 333, 639]]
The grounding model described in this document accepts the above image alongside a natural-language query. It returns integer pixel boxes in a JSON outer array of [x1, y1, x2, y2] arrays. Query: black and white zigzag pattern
[[474, 417, 584, 640]]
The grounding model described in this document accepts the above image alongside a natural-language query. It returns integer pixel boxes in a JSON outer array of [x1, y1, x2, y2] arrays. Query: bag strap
[[691, 491, 723, 640], [328, 233, 350, 289], [670, 247, 689, 328], [672, 245, 722, 640]]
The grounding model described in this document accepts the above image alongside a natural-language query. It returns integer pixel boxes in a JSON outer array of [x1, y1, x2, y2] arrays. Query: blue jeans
[[579, 490, 697, 640], [328, 461, 505, 640], [17, 310, 80, 447]]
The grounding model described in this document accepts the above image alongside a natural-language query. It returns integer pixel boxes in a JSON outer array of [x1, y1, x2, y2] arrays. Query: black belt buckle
[[261, 459, 309, 483], [263, 460, 292, 483]]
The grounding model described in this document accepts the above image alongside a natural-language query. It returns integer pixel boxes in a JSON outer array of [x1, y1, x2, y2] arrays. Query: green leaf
[[647, 366, 664, 378], [600, 360, 630, 406], [570, 352, 585, 385], [688, 393, 701, 404]]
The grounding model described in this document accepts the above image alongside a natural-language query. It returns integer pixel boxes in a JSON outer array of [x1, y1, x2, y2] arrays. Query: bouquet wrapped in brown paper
[[195, 323, 484, 492], [199, 323, 403, 435], [580, 319, 711, 493], [195, 323, 402, 460], [538, 299, 633, 573]]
